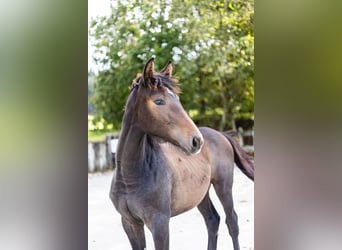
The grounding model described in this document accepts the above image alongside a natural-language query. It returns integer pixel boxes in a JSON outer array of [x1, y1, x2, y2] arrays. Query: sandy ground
[[88, 168, 254, 250]]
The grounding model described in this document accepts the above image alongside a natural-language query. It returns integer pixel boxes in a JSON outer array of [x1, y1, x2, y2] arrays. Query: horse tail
[[221, 132, 254, 181]]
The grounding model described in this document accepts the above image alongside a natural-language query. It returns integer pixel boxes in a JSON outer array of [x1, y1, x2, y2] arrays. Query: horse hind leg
[[197, 192, 220, 250], [213, 182, 240, 250], [121, 217, 146, 250]]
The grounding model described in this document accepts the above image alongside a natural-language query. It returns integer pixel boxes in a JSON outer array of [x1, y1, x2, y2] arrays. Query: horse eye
[[154, 98, 165, 105]]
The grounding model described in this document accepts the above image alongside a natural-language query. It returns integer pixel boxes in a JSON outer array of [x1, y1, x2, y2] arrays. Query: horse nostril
[[192, 136, 202, 151]]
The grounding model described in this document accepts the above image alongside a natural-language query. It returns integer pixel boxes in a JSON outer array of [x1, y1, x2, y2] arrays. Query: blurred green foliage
[[89, 0, 254, 131]]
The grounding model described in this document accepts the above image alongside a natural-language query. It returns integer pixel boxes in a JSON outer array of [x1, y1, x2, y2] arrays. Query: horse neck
[[116, 111, 158, 180], [117, 91, 144, 164], [117, 116, 143, 161]]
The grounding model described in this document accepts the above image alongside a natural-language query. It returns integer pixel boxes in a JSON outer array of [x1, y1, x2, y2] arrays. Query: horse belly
[[169, 157, 211, 216]]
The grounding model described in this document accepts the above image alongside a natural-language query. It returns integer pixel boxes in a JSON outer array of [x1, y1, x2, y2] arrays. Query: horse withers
[[110, 57, 254, 250]]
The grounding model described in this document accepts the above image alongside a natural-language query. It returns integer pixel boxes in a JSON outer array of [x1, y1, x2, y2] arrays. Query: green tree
[[89, 0, 254, 131]]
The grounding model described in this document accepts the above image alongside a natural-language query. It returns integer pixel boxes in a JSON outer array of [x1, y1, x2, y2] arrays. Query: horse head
[[128, 57, 203, 155]]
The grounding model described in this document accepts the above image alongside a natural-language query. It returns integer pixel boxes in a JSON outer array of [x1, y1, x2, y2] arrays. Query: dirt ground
[[88, 168, 254, 250]]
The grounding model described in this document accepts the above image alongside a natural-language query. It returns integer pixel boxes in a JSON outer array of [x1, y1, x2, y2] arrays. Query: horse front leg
[[147, 214, 170, 250], [121, 217, 146, 250]]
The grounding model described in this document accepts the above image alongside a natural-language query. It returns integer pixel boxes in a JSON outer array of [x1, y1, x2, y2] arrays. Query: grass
[[88, 130, 119, 142]]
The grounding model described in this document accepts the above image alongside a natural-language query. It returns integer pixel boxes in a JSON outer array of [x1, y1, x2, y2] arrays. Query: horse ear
[[160, 60, 173, 77], [143, 57, 155, 84]]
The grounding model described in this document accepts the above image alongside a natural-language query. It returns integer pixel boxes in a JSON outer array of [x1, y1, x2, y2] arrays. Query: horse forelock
[[130, 73, 180, 95]]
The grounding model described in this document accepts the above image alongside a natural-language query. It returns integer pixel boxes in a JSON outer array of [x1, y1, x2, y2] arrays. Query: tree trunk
[[219, 81, 226, 131], [231, 116, 236, 131]]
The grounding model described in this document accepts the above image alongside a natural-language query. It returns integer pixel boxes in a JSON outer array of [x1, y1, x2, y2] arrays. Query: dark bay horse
[[110, 58, 254, 250]]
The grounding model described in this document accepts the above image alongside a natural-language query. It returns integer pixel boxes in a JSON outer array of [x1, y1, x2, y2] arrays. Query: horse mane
[[130, 73, 181, 95]]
